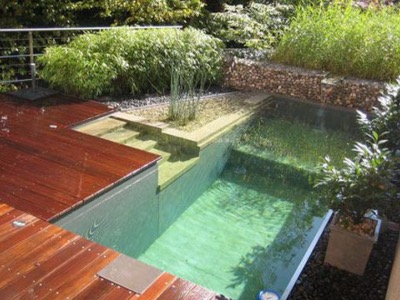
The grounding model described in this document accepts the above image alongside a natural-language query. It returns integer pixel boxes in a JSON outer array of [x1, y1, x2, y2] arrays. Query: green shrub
[[200, 3, 294, 49], [358, 78, 400, 153], [272, 2, 400, 81], [98, 0, 204, 25], [38, 28, 224, 98], [203, 0, 253, 12]]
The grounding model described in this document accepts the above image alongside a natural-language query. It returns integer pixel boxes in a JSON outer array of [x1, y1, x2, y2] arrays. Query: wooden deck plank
[[0, 209, 36, 239], [0, 180, 70, 213], [0, 237, 94, 299], [41, 249, 120, 299], [17, 243, 110, 299], [138, 273, 177, 300], [0, 192, 55, 221], [156, 278, 197, 300], [0, 222, 59, 256], [73, 277, 130, 300], [0, 203, 14, 216], [99, 285, 138, 300], [0, 230, 79, 288], [181, 285, 217, 300], [0, 174, 79, 207], [0, 93, 158, 221]]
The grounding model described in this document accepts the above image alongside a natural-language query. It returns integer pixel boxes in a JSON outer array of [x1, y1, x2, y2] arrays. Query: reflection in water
[[220, 157, 326, 298]]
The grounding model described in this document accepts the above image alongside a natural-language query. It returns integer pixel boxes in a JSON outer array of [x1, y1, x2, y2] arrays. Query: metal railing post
[[28, 31, 36, 90]]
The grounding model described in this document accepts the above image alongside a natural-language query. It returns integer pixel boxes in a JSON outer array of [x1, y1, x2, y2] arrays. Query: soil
[[336, 215, 377, 237]]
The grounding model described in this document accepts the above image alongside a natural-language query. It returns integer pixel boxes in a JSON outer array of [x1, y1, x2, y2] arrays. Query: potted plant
[[315, 132, 396, 275]]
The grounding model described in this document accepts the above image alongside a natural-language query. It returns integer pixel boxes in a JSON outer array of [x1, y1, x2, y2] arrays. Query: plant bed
[[121, 92, 269, 132], [324, 214, 381, 275]]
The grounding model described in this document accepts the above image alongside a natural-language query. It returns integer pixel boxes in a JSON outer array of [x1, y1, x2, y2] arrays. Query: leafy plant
[[358, 78, 400, 153], [200, 3, 294, 49], [97, 0, 204, 25], [272, 2, 400, 81], [315, 132, 396, 225], [39, 28, 223, 98]]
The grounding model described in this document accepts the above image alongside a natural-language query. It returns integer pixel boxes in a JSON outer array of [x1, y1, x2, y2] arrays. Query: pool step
[[148, 148, 172, 165], [76, 118, 127, 136], [125, 136, 158, 151], [158, 155, 199, 191], [101, 128, 141, 144]]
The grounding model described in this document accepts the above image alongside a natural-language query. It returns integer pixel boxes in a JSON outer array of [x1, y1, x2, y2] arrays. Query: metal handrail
[[0, 25, 183, 89], [0, 26, 182, 33]]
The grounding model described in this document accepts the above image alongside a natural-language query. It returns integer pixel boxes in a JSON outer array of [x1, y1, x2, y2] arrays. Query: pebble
[[288, 227, 398, 300], [96, 87, 233, 111]]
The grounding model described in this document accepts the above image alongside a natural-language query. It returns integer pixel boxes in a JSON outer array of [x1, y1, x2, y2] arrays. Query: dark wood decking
[[0, 93, 221, 299], [0, 93, 159, 221], [0, 203, 220, 299]]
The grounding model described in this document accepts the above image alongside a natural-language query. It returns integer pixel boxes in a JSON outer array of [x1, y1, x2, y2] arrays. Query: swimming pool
[[56, 96, 360, 299], [136, 98, 359, 299]]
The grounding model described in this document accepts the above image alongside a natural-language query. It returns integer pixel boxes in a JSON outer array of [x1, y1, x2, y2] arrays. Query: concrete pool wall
[[54, 118, 241, 257]]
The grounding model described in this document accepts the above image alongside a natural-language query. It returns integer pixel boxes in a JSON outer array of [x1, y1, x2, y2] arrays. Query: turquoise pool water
[[138, 101, 359, 299], [138, 163, 322, 299]]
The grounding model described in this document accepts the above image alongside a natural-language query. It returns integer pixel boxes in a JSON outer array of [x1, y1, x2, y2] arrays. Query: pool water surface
[[137, 104, 359, 299]]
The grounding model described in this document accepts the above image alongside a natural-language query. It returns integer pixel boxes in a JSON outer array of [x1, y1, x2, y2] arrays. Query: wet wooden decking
[[0, 93, 159, 221], [0, 93, 221, 299], [0, 203, 220, 299]]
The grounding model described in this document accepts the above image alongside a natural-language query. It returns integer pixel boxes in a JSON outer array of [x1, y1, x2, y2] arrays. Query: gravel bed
[[288, 227, 398, 300], [96, 87, 234, 111]]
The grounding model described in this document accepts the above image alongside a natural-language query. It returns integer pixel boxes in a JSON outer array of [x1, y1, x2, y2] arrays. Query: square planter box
[[324, 214, 381, 275]]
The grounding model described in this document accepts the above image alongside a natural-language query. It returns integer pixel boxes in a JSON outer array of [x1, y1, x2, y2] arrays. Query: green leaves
[[200, 3, 294, 50], [358, 78, 400, 153], [39, 28, 223, 98], [315, 131, 396, 224]]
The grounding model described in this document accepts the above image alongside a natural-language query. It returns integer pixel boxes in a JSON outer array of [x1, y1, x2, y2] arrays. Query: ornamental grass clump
[[39, 28, 223, 98], [272, 2, 400, 81]]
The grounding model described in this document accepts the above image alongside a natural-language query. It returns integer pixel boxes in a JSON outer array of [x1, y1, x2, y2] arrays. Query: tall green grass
[[272, 2, 400, 81]]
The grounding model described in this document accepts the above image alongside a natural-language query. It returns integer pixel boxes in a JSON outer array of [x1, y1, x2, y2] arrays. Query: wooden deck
[[0, 93, 222, 299], [0, 203, 221, 299], [0, 93, 159, 221]]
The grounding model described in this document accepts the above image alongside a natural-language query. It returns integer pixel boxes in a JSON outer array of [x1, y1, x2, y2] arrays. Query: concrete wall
[[223, 57, 385, 111], [54, 166, 159, 258]]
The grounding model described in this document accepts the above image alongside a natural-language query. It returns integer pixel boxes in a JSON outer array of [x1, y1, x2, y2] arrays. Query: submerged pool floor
[[138, 168, 322, 299]]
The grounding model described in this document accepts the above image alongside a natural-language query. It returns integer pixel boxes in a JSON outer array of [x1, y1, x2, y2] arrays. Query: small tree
[[315, 133, 396, 225]]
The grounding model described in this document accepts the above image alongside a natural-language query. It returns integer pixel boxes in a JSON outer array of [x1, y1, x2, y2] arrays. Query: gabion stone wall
[[223, 57, 385, 111]]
